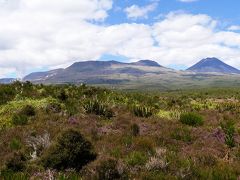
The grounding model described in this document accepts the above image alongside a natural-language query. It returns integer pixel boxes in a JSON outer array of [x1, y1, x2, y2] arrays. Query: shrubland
[[0, 82, 240, 179]]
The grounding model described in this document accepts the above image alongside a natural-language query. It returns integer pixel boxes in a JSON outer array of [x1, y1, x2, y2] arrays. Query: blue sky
[[107, 0, 240, 26], [102, 0, 240, 70], [0, 0, 240, 78]]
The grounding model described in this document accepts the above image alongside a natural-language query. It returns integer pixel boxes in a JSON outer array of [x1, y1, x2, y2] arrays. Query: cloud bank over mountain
[[0, 0, 240, 78]]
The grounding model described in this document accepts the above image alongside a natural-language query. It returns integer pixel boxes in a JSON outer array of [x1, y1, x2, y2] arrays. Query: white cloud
[[152, 13, 240, 67], [0, 0, 113, 77], [228, 25, 240, 31], [124, 2, 158, 19], [0, 68, 15, 78], [0, 1, 240, 78]]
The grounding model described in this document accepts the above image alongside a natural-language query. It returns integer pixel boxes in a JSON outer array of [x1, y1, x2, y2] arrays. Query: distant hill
[[187, 57, 240, 74], [0, 78, 16, 84], [23, 60, 173, 84]]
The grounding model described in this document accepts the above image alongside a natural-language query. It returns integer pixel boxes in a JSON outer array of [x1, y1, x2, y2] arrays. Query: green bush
[[57, 90, 68, 101], [9, 138, 22, 151], [125, 151, 148, 166], [12, 114, 28, 126], [0, 85, 16, 105], [42, 129, 97, 171], [180, 112, 203, 126], [0, 170, 29, 180]]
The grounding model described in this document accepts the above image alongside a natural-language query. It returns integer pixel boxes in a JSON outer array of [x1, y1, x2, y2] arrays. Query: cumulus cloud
[[228, 25, 240, 31], [124, 2, 158, 19], [152, 13, 240, 67], [0, 0, 113, 77], [0, 0, 240, 78]]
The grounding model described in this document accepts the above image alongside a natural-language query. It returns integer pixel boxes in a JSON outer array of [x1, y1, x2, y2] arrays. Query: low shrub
[[0, 98, 58, 129], [5, 152, 27, 172], [41, 129, 97, 171], [0, 170, 29, 180], [9, 138, 22, 151], [146, 148, 168, 171], [57, 90, 68, 101], [196, 153, 217, 167], [110, 147, 122, 159], [125, 151, 148, 166], [134, 137, 155, 153], [96, 159, 122, 180], [21, 105, 36, 117], [171, 127, 192, 143], [0, 85, 16, 105], [121, 135, 133, 147], [46, 102, 62, 113], [12, 114, 28, 126], [180, 112, 203, 126]]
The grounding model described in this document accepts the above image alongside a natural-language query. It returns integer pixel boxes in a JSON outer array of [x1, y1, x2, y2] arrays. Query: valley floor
[[0, 82, 240, 179]]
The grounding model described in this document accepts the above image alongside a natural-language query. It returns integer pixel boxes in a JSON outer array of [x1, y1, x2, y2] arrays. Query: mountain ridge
[[23, 60, 169, 83]]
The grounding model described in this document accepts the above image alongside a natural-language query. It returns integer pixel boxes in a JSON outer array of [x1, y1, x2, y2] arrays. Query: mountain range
[[23, 60, 174, 84], [1, 58, 240, 90]]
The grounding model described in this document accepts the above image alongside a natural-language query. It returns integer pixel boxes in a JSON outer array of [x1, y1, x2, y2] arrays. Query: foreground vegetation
[[0, 81, 240, 179]]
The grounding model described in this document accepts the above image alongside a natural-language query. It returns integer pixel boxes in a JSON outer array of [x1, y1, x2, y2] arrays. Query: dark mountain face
[[187, 57, 240, 74]]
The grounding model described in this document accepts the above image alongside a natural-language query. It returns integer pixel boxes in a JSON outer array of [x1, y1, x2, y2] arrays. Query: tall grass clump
[[130, 123, 140, 136], [84, 99, 114, 119], [221, 120, 235, 148], [180, 112, 203, 126], [132, 105, 154, 118]]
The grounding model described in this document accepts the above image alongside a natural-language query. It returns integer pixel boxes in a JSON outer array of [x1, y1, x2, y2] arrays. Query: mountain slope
[[23, 60, 173, 84], [187, 57, 240, 74], [132, 60, 162, 67], [24, 69, 64, 81]]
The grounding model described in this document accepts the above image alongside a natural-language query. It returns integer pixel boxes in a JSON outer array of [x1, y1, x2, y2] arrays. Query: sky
[[0, 0, 240, 78]]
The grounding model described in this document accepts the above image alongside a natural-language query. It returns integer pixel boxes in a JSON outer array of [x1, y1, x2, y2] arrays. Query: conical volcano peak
[[187, 57, 240, 74]]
